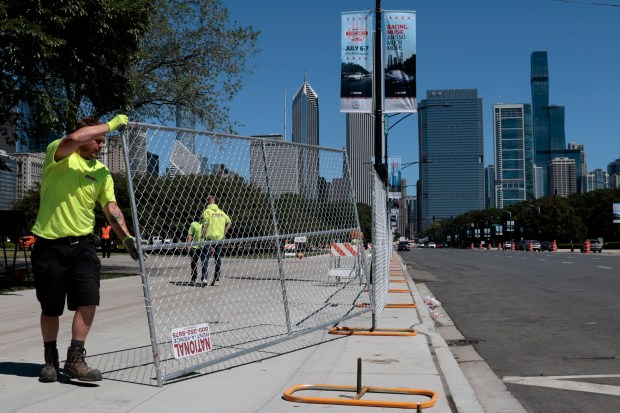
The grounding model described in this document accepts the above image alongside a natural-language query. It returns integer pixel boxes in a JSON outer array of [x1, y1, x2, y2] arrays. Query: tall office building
[[249, 134, 300, 196], [584, 168, 608, 192], [292, 78, 319, 199], [418, 89, 484, 231], [608, 158, 620, 189], [346, 113, 374, 206], [548, 157, 576, 197], [531, 51, 571, 196], [10, 152, 45, 200], [0, 151, 17, 209], [484, 165, 496, 209], [567, 142, 587, 192], [175, 105, 196, 153], [493, 103, 534, 208]]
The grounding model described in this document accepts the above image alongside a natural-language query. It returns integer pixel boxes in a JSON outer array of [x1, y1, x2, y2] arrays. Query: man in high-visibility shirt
[[30, 115, 140, 383], [100, 221, 112, 258], [200, 195, 231, 286], [186, 212, 204, 285]]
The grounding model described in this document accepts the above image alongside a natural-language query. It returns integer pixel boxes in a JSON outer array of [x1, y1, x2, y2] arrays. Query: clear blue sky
[[225, 0, 620, 188]]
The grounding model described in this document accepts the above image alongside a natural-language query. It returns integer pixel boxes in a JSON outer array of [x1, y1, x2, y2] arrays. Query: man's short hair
[[77, 117, 101, 129]]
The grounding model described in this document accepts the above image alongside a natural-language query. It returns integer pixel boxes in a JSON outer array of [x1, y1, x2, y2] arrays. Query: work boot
[[64, 346, 102, 381], [39, 347, 59, 382]]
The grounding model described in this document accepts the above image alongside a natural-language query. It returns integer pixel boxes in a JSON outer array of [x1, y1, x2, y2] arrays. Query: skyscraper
[[292, 78, 319, 198], [418, 89, 484, 231], [548, 157, 576, 197], [531, 51, 568, 196], [567, 142, 587, 193], [493, 103, 534, 208], [346, 113, 374, 206]]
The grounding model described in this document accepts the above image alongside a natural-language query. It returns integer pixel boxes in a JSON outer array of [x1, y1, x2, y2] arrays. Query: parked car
[[502, 240, 514, 250], [397, 241, 410, 251], [427, 242, 436, 249], [540, 240, 554, 251], [581, 239, 603, 253], [517, 240, 540, 251], [19, 235, 36, 250]]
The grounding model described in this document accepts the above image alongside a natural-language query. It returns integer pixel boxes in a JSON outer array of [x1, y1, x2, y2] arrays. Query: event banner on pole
[[340, 11, 373, 113], [383, 11, 416, 113]]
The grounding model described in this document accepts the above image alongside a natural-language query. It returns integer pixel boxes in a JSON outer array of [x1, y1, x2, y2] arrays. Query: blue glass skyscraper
[[493, 103, 534, 207], [418, 89, 484, 231]]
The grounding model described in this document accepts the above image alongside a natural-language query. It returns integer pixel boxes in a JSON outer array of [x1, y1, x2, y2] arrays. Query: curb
[[394, 254, 485, 413]]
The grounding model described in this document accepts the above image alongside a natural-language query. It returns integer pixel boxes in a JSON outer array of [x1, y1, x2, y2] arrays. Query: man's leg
[[211, 245, 222, 285], [190, 249, 199, 283], [40, 314, 60, 382], [200, 247, 209, 284], [64, 305, 102, 381]]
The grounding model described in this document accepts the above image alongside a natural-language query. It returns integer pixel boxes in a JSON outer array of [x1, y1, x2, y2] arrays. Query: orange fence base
[[329, 326, 416, 336], [283, 383, 438, 409]]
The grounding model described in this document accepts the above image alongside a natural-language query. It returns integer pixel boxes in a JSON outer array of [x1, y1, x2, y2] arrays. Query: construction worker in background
[[200, 195, 231, 286], [186, 212, 204, 285], [100, 221, 112, 258]]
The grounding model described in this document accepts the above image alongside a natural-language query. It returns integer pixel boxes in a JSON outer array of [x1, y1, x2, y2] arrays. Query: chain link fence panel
[[121, 124, 372, 386], [370, 169, 390, 323]]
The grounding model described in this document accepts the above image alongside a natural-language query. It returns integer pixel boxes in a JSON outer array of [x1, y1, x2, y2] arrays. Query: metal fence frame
[[120, 123, 392, 386]]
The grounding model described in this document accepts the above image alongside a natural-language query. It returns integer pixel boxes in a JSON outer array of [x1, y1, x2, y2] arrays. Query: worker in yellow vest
[[200, 195, 231, 286], [186, 212, 204, 285]]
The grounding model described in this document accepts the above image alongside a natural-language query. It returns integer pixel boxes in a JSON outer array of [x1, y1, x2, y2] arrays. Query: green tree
[[129, 0, 260, 132], [0, 0, 152, 137]]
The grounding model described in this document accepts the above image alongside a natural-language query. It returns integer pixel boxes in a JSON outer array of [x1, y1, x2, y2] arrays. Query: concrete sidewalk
[[1, 252, 485, 413]]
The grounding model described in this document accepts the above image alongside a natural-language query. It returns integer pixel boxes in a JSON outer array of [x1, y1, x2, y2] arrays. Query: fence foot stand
[[283, 357, 438, 409]]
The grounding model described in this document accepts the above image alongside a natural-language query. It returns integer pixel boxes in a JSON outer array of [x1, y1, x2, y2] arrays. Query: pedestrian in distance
[[30, 114, 141, 383], [186, 212, 204, 285], [100, 221, 112, 258], [200, 195, 231, 286]]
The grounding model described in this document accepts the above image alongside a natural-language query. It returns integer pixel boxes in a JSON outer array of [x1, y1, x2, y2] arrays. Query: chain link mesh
[[121, 124, 373, 385], [370, 170, 390, 322]]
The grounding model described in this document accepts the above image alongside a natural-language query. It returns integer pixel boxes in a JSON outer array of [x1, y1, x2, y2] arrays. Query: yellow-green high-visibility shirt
[[202, 204, 231, 240], [31, 139, 116, 239], [187, 221, 203, 248]]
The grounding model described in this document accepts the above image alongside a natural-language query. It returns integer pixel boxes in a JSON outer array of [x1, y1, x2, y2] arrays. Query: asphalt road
[[399, 248, 620, 413]]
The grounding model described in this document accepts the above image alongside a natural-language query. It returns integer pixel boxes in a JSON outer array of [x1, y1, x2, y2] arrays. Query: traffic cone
[[511, 242, 515, 251], [527, 241, 533, 252], [487, 243, 492, 250], [552, 240, 557, 252], [470, 243, 474, 249], [583, 239, 590, 253], [498, 243, 503, 251]]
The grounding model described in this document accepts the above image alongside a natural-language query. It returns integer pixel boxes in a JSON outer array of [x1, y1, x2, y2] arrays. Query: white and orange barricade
[[284, 243, 296, 258], [328, 242, 361, 283]]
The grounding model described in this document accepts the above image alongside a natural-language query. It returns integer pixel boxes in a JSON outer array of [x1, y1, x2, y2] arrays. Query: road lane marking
[[597, 266, 613, 269], [503, 374, 620, 396], [562, 262, 572, 264]]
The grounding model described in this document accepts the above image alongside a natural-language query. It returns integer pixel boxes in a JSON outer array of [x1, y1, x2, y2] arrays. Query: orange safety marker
[[355, 302, 417, 308], [527, 241, 533, 252], [329, 326, 416, 336], [552, 240, 557, 252], [498, 243, 503, 251], [283, 358, 438, 409], [390, 279, 407, 283], [583, 239, 591, 253], [389, 288, 411, 293]]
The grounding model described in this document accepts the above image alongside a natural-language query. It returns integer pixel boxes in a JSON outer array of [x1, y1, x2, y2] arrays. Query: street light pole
[[373, 0, 386, 186]]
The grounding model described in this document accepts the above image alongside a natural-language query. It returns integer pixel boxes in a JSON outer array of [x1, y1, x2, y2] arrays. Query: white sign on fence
[[171, 323, 212, 359]]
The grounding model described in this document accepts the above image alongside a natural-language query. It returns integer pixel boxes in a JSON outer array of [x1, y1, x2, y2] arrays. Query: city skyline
[[225, 0, 619, 190]]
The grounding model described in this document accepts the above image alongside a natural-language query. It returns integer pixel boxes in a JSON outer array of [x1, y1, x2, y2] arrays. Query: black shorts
[[32, 235, 101, 316]]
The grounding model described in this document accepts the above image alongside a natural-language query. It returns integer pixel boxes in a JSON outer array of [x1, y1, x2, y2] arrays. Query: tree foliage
[[0, 0, 152, 137], [0, 0, 260, 143], [421, 189, 620, 245], [129, 0, 260, 132]]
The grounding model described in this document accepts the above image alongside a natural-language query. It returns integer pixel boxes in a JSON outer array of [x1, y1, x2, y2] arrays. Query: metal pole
[[373, 0, 386, 186]]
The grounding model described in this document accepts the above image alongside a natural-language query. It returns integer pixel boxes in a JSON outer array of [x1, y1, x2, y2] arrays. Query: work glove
[[123, 236, 140, 261], [106, 114, 128, 132]]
